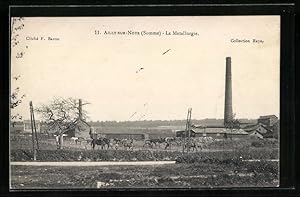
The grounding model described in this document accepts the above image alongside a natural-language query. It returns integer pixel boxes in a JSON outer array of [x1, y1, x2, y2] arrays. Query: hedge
[[10, 149, 182, 161]]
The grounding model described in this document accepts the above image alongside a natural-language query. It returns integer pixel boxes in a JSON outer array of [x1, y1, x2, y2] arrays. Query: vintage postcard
[[10, 16, 280, 189]]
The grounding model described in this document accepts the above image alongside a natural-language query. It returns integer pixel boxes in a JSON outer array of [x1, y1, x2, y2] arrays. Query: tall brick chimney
[[224, 57, 233, 126], [79, 99, 82, 120]]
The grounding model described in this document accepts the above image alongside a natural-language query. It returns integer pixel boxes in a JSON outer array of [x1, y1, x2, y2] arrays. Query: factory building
[[11, 120, 41, 133], [175, 127, 248, 139], [224, 57, 233, 127], [258, 115, 278, 128], [242, 117, 279, 139], [175, 130, 196, 138]]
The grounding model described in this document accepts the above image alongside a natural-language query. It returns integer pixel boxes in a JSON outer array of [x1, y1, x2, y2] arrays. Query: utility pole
[[29, 101, 37, 160], [187, 108, 192, 152], [187, 108, 192, 141], [31, 102, 39, 150], [182, 108, 192, 154]]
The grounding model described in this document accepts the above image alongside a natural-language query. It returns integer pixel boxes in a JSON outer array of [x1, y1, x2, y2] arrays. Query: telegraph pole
[[187, 108, 192, 152], [31, 102, 39, 150], [183, 108, 192, 153], [29, 101, 36, 160]]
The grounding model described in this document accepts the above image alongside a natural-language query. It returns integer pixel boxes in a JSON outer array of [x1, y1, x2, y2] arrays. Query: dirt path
[[11, 161, 176, 166]]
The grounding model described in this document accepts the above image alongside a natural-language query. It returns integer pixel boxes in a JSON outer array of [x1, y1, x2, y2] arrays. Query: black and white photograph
[[10, 16, 280, 189]]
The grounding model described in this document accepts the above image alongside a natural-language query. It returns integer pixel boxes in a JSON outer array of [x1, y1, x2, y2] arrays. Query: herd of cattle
[[69, 136, 216, 152]]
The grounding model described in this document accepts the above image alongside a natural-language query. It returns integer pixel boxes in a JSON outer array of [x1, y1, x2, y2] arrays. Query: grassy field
[[10, 132, 279, 189], [11, 161, 278, 189]]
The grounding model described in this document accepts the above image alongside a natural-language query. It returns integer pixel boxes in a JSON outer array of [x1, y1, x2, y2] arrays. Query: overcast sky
[[11, 16, 280, 121]]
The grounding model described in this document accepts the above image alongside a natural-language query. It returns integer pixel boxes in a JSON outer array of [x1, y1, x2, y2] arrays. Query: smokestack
[[79, 99, 82, 120], [224, 57, 233, 126]]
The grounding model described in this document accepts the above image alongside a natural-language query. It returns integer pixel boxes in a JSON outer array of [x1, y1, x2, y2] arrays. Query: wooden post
[[31, 102, 39, 150], [188, 108, 192, 142], [183, 110, 188, 154], [183, 108, 192, 154], [29, 101, 36, 160], [60, 134, 63, 149]]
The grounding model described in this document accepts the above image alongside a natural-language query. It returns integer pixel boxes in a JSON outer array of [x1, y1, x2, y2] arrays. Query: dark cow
[[143, 138, 165, 149], [91, 137, 110, 150], [184, 140, 203, 152], [164, 137, 182, 149], [122, 138, 134, 150], [143, 139, 154, 148], [151, 138, 165, 148], [75, 137, 85, 145]]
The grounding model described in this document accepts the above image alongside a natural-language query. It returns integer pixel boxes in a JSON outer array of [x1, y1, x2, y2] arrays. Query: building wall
[[227, 134, 249, 139], [64, 128, 76, 138], [23, 122, 41, 133], [103, 133, 145, 140], [75, 126, 91, 139], [175, 131, 196, 138], [194, 132, 248, 139], [258, 116, 278, 127], [258, 118, 271, 127], [195, 132, 225, 139], [149, 133, 174, 139], [249, 131, 264, 139], [256, 125, 268, 134], [11, 124, 24, 133]]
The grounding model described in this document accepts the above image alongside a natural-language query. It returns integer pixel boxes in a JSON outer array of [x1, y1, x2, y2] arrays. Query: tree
[[10, 76, 26, 121], [11, 17, 26, 121], [35, 97, 90, 149]]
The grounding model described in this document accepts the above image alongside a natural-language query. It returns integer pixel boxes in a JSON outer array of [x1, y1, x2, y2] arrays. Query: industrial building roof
[[243, 123, 272, 133], [196, 128, 248, 135], [258, 115, 278, 120], [176, 128, 248, 135]]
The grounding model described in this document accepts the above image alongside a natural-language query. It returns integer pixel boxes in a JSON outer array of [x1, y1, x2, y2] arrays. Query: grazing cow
[[71, 137, 85, 145], [184, 140, 198, 152], [164, 137, 181, 149], [122, 138, 134, 150], [108, 138, 120, 150], [86, 138, 93, 145], [113, 138, 121, 144], [71, 137, 79, 143], [143, 139, 154, 148], [91, 137, 110, 150], [120, 138, 128, 145], [164, 140, 171, 150], [164, 137, 172, 150], [150, 138, 165, 148], [197, 142, 204, 151], [76, 137, 85, 145], [143, 138, 165, 149]]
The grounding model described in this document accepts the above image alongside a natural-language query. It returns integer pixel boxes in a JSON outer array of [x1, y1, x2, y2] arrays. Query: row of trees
[[88, 119, 256, 128]]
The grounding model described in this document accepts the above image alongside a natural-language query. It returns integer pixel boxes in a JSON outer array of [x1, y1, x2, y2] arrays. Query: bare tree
[[35, 97, 90, 149], [10, 81, 26, 120], [11, 17, 27, 121]]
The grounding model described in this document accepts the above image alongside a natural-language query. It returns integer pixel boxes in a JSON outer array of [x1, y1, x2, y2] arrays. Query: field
[[10, 131, 279, 189]]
